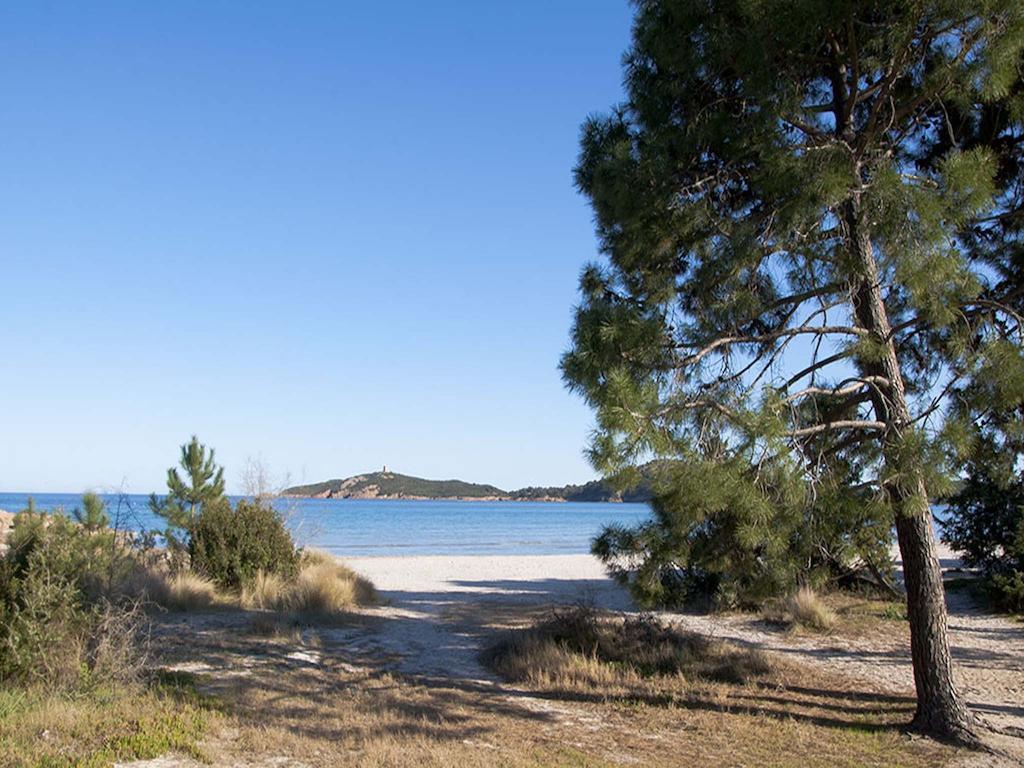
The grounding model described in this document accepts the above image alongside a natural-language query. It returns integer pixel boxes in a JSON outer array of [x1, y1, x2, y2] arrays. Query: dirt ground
[[118, 553, 1024, 768]]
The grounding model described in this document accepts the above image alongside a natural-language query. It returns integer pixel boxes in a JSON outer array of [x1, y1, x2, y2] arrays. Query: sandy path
[[344, 553, 1024, 739], [333, 555, 633, 682]]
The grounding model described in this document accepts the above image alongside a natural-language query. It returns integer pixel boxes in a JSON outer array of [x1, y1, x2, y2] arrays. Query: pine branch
[[783, 375, 890, 403], [786, 419, 887, 437], [762, 283, 842, 312], [679, 326, 867, 366]]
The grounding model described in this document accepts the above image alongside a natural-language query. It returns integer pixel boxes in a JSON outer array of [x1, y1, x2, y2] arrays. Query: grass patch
[[238, 550, 377, 621], [246, 611, 302, 640], [147, 570, 223, 611], [145, 550, 377, 619], [473, 606, 951, 768], [120, 599, 955, 768], [483, 606, 774, 691], [945, 575, 1024, 622], [287, 555, 378, 616], [786, 587, 838, 631], [759, 589, 911, 638], [0, 674, 217, 768]]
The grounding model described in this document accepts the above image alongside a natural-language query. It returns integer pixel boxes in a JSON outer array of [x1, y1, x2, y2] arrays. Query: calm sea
[[0, 493, 652, 557]]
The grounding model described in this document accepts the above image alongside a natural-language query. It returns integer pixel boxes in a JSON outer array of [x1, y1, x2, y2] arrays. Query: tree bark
[[843, 199, 977, 743]]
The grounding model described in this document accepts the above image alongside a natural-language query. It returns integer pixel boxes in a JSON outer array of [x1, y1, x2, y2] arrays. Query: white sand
[[344, 542, 964, 608], [338, 547, 1023, 741], [345, 553, 630, 607]]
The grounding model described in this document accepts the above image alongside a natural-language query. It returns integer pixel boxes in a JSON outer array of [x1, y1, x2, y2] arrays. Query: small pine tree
[[73, 492, 109, 532], [150, 436, 226, 558]]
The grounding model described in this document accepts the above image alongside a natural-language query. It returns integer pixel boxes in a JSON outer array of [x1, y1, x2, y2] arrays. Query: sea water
[[0, 493, 652, 557]]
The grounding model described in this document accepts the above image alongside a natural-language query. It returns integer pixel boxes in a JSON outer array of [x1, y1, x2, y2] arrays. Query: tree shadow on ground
[[142, 570, 1021, 762], [146, 600, 912, 748]]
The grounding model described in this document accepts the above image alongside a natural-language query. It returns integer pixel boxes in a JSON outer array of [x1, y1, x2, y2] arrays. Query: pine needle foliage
[[149, 436, 226, 558], [942, 400, 1024, 611], [563, 0, 1024, 741], [73, 492, 110, 532]]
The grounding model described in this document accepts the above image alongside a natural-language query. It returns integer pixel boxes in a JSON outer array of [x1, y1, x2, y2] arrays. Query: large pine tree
[[563, 0, 1024, 742]]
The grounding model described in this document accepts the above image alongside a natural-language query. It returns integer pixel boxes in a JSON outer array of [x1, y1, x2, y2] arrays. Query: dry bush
[[85, 601, 150, 685], [483, 606, 773, 691], [1, 592, 147, 691]]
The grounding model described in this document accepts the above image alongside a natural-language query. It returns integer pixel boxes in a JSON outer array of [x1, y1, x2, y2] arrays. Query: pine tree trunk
[[844, 199, 977, 743]]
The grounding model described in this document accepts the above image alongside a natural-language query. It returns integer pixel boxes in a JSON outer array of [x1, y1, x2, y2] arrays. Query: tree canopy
[[564, 0, 1024, 742]]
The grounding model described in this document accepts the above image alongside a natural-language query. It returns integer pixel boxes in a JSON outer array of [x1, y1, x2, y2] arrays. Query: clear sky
[[0, 1, 635, 493]]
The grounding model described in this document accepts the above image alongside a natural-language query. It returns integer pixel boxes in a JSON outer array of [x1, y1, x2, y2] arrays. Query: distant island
[[282, 468, 655, 503]]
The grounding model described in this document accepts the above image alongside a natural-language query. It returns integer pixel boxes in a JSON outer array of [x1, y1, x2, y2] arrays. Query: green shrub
[[989, 571, 1024, 613], [0, 501, 145, 689], [4, 500, 133, 602], [591, 458, 894, 610], [0, 563, 88, 687], [943, 464, 1024, 614], [188, 499, 299, 589]]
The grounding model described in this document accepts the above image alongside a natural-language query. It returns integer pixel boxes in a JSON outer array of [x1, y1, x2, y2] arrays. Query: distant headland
[[282, 468, 655, 503]]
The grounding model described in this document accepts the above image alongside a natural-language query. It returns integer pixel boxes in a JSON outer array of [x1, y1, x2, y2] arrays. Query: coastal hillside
[[283, 467, 657, 502], [283, 471, 508, 500], [508, 479, 652, 503]]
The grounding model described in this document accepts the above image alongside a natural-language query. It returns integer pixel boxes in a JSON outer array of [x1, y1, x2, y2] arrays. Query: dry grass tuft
[[287, 558, 378, 617], [785, 587, 837, 632], [240, 570, 289, 611], [147, 571, 222, 611], [299, 547, 336, 567], [238, 551, 377, 620], [128, 550, 376, 619], [483, 606, 773, 691]]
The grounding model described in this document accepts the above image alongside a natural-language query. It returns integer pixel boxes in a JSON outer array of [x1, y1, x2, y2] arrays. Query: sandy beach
[[346, 542, 965, 602], [345, 553, 633, 608], [338, 549, 1023, 739]]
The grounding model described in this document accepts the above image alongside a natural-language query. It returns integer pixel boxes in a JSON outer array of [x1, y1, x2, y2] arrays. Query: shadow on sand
[[138, 570, 1024, 748]]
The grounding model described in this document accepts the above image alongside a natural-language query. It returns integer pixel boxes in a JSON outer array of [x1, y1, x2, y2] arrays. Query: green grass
[[0, 673, 219, 768]]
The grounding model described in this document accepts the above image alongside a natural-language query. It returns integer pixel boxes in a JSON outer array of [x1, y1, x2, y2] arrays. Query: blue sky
[[0, 2, 635, 493]]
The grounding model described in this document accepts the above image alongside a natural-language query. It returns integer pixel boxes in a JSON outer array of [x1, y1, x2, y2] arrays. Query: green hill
[[507, 479, 651, 503], [284, 465, 660, 502], [283, 471, 507, 500]]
